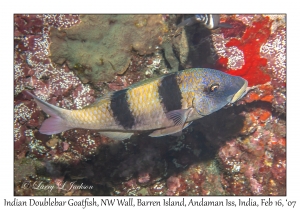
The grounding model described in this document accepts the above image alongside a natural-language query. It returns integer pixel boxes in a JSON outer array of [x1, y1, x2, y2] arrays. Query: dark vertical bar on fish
[[110, 89, 135, 130], [158, 74, 183, 112]]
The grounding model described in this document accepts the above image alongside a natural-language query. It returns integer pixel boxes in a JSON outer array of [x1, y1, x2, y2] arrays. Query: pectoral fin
[[149, 125, 184, 137], [100, 132, 133, 141], [170, 121, 193, 137], [149, 108, 193, 137], [149, 122, 193, 137], [165, 108, 193, 126]]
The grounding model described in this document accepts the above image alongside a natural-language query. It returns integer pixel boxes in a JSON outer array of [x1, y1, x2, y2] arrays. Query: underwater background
[[14, 14, 286, 196]]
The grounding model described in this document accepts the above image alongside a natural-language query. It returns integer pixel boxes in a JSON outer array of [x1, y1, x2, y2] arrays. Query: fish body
[[27, 68, 247, 140], [178, 14, 232, 29]]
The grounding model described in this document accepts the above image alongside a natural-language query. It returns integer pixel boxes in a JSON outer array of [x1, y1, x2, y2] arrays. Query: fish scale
[[180, 91, 195, 109], [126, 79, 165, 130], [26, 68, 248, 140], [68, 99, 119, 130]]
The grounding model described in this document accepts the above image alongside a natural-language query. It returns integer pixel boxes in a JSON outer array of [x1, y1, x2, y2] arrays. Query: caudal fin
[[25, 91, 70, 135]]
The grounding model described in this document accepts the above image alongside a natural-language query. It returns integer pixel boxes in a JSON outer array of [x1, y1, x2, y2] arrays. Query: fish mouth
[[227, 79, 248, 103]]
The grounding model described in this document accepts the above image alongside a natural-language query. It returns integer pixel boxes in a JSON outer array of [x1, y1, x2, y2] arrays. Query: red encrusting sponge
[[217, 16, 272, 86]]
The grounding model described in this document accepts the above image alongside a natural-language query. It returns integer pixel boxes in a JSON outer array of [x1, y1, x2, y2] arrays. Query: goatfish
[[26, 68, 248, 141], [178, 14, 232, 29]]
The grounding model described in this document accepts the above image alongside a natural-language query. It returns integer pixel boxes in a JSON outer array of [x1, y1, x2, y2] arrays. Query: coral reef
[[14, 14, 286, 196]]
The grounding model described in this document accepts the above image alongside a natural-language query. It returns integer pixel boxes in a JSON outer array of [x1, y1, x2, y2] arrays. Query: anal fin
[[100, 132, 133, 141]]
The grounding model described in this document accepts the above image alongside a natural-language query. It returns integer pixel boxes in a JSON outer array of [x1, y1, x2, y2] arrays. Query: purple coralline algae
[[14, 14, 286, 196]]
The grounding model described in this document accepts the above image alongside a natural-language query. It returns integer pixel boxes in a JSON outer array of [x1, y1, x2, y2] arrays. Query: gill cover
[[192, 70, 247, 116]]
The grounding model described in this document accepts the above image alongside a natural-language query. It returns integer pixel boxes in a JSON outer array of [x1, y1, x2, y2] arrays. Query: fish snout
[[227, 78, 248, 103]]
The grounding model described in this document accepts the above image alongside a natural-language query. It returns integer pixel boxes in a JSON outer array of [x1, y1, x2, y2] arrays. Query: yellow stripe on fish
[[126, 78, 164, 130], [26, 68, 248, 141], [68, 99, 116, 129]]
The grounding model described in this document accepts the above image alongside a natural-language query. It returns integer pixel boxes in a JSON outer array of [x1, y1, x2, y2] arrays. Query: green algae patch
[[14, 158, 45, 184], [49, 15, 166, 84]]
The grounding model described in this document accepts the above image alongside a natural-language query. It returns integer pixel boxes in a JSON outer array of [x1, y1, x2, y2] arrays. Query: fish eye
[[209, 84, 219, 92]]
